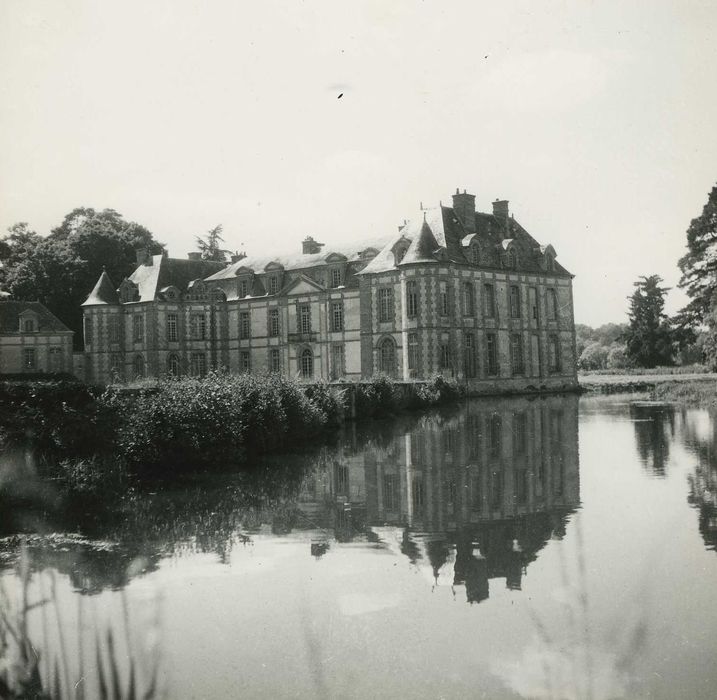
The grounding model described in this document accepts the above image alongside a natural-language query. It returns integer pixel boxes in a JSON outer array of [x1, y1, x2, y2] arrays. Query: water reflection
[[630, 402, 676, 477]]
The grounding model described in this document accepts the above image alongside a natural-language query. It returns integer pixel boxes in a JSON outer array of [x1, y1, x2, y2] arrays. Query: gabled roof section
[[0, 301, 72, 333], [282, 273, 326, 296], [82, 270, 119, 306], [128, 255, 225, 302]]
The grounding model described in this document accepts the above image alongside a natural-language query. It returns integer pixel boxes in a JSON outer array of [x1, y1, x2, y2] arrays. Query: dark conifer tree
[[625, 275, 674, 368]]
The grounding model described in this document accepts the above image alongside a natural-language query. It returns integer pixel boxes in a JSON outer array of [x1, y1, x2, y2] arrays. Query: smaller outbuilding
[[0, 300, 74, 375]]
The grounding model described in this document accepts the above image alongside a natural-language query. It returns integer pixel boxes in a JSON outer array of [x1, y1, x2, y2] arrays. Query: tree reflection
[[630, 403, 675, 477]]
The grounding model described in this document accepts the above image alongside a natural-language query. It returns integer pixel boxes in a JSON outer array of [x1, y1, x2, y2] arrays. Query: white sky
[[1, 0, 716, 326]]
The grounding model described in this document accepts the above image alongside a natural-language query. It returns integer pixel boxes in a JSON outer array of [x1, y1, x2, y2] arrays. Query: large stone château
[[82, 189, 578, 391]]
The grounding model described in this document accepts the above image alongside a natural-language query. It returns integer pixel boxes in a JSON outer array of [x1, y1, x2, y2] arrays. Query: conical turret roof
[[82, 270, 119, 306]]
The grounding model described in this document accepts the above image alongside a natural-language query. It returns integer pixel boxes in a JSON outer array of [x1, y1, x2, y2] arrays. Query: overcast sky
[[1, 0, 715, 325]]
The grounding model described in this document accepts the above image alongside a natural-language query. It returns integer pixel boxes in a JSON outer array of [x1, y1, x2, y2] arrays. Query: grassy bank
[[651, 379, 717, 406]]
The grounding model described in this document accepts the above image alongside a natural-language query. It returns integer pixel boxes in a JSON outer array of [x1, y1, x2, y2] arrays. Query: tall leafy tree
[[196, 224, 228, 262], [625, 275, 674, 368], [677, 185, 717, 329], [0, 210, 163, 349]]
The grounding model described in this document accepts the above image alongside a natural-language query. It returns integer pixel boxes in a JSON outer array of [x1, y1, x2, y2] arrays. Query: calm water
[[2, 393, 717, 699]]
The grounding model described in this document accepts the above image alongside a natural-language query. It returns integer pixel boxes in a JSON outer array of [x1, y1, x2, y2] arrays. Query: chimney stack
[[452, 189, 476, 233], [136, 248, 152, 266], [231, 252, 246, 264], [302, 236, 325, 255], [492, 199, 509, 218], [187, 252, 202, 261]]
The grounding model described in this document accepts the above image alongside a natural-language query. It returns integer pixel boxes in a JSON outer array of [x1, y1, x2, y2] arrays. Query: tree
[[606, 344, 631, 370], [0, 210, 163, 349], [625, 275, 674, 368], [578, 342, 609, 370], [196, 224, 228, 262], [677, 185, 717, 330]]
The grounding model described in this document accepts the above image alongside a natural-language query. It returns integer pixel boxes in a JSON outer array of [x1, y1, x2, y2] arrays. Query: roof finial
[[423, 211, 427, 222]]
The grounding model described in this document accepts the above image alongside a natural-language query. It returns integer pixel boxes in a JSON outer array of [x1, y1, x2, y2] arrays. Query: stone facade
[[82, 189, 578, 392], [0, 301, 74, 375]]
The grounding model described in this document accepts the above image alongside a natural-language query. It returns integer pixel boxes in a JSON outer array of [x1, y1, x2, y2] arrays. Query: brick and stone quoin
[[81, 189, 578, 392]]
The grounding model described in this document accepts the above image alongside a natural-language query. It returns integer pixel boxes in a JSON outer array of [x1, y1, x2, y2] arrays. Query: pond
[[1, 393, 717, 699]]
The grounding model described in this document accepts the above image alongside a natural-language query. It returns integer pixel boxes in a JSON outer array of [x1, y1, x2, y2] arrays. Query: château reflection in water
[[294, 394, 580, 604]]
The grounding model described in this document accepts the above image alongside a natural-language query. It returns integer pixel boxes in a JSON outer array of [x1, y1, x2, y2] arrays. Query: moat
[[2, 393, 717, 699]]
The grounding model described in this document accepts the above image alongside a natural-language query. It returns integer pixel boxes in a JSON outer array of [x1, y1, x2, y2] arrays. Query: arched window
[[168, 353, 181, 377], [378, 337, 396, 377], [133, 354, 145, 378], [300, 348, 313, 379]]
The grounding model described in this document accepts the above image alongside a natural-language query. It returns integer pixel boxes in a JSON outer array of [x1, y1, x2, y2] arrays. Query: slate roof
[[0, 301, 72, 333], [128, 255, 225, 302], [82, 270, 119, 306]]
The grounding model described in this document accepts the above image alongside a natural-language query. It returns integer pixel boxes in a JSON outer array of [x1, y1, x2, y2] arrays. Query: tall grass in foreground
[[579, 364, 711, 376], [0, 544, 158, 699]]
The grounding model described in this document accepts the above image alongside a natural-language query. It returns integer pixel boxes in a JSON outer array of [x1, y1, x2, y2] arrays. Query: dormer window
[[22, 318, 36, 332], [330, 267, 343, 288], [165, 288, 178, 301], [268, 275, 279, 295], [546, 254, 555, 272], [239, 279, 249, 298], [470, 244, 480, 265], [507, 248, 517, 269]]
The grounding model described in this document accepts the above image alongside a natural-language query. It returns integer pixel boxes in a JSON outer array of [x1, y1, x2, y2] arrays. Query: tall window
[[268, 276, 279, 295], [407, 332, 419, 373], [331, 344, 345, 380], [331, 301, 344, 332], [546, 255, 555, 272], [549, 335, 561, 372], [23, 348, 36, 370], [529, 287, 539, 322], [109, 316, 121, 342], [300, 348, 313, 378], [378, 337, 396, 376], [510, 334, 524, 375], [439, 339, 451, 371], [240, 350, 251, 373], [485, 333, 498, 375], [470, 244, 480, 265], [268, 308, 280, 337], [270, 348, 281, 373], [240, 311, 251, 339], [465, 333, 476, 378], [110, 353, 123, 378], [299, 304, 311, 334], [239, 279, 249, 298], [548, 289, 559, 320], [463, 282, 475, 316], [168, 354, 180, 376], [133, 354, 145, 378], [167, 313, 178, 342], [509, 285, 521, 319], [507, 248, 517, 269], [133, 314, 144, 343], [49, 347, 63, 372], [406, 280, 418, 318], [84, 317, 93, 345], [439, 281, 449, 316], [378, 288, 393, 322], [191, 313, 206, 340], [484, 284, 495, 318], [190, 352, 206, 377], [330, 268, 342, 288], [22, 319, 35, 332]]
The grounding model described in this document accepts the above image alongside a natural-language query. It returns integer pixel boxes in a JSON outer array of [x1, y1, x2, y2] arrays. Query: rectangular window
[[239, 279, 249, 298], [268, 308, 280, 337], [330, 268, 342, 288], [463, 282, 475, 316], [49, 347, 63, 371], [439, 339, 451, 371], [485, 332, 498, 376], [269, 347, 281, 373], [110, 353, 123, 377], [529, 287, 539, 322], [190, 352, 206, 377], [240, 311, 251, 339], [509, 285, 521, 319], [268, 276, 279, 295], [407, 332, 419, 372], [406, 280, 418, 318], [190, 313, 206, 340], [330, 344, 345, 380], [510, 333, 524, 375], [439, 281, 449, 317], [23, 319, 35, 332], [133, 314, 144, 343], [240, 350, 251, 373], [84, 317, 93, 345], [549, 335, 561, 372], [109, 316, 121, 343], [548, 289, 559, 320], [484, 283, 495, 318], [465, 333, 476, 378], [23, 348, 36, 370], [331, 301, 344, 332], [167, 313, 178, 342], [514, 412, 527, 454], [382, 474, 398, 510], [299, 304, 311, 334], [412, 478, 424, 510], [378, 288, 393, 322], [488, 414, 502, 457]]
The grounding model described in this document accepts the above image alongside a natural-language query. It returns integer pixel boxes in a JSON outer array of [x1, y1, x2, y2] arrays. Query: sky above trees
[[1, 0, 716, 326]]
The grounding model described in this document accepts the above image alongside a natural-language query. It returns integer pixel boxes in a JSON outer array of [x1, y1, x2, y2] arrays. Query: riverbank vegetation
[[651, 379, 717, 406]]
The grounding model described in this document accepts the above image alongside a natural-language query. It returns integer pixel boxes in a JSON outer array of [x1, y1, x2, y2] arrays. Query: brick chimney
[[452, 189, 476, 233], [136, 248, 152, 266], [302, 236, 325, 255], [492, 199, 509, 218], [187, 252, 202, 261]]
